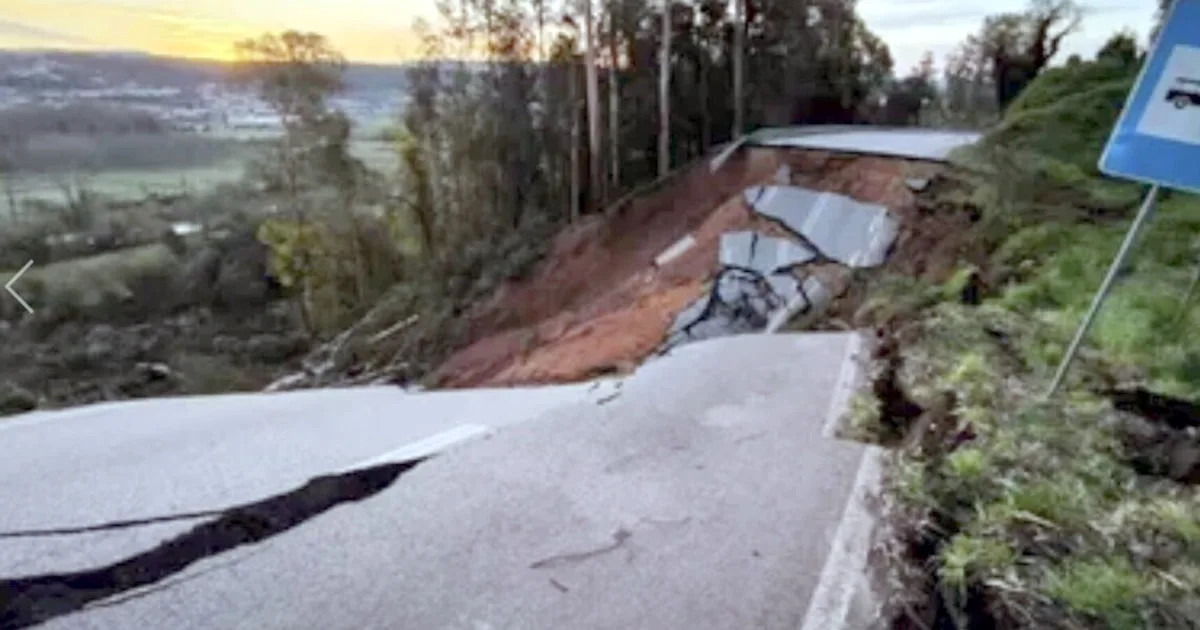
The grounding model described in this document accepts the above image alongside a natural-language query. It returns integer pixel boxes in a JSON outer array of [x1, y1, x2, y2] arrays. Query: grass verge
[[860, 54, 1200, 629]]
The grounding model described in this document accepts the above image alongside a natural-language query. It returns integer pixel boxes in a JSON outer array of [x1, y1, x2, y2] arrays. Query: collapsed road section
[[433, 127, 980, 388], [663, 178, 903, 351]]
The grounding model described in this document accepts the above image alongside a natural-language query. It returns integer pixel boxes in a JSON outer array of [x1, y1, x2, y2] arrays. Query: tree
[[607, 0, 622, 193], [569, 42, 584, 221], [392, 0, 897, 255], [1096, 29, 1140, 67], [942, 35, 997, 125], [234, 31, 351, 334], [1153, 0, 1173, 43], [559, 15, 585, 221], [234, 32, 347, 209], [584, 0, 604, 209], [731, 0, 745, 137], [0, 152, 16, 220], [883, 51, 937, 126], [658, 0, 672, 178], [398, 19, 444, 256], [975, 0, 1083, 110]]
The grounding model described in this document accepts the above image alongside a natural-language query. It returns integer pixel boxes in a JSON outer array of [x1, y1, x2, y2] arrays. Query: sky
[[0, 0, 1157, 71]]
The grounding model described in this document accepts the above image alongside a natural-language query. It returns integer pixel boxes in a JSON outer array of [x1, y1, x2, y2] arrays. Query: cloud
[[861, 2, 1005, 31], [0, 18, 94, 46]]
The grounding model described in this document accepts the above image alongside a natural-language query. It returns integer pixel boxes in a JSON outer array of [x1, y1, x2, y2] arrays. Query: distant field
[[351, 139, 398, 173], [3, 132, 254, 206], [2, 137, 397, 208], [5, 160, 248, 206]]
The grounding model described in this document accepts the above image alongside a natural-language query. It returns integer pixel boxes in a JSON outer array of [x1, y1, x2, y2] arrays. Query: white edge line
[[822, 332, 865, 440], [711, 135, 749, 172], [654, 234, 698, 267], [798, 446, 885, 630], [799, 331, 881, 630], [336, 424, 495, 473]]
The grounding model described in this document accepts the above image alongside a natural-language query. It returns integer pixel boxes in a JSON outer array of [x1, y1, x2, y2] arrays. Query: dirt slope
[[433, 146, 953, 388]]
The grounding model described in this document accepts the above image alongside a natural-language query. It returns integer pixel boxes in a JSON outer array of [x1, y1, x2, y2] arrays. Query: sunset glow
[[0, 0, 1156, 70], [0, 0, 430, 61]]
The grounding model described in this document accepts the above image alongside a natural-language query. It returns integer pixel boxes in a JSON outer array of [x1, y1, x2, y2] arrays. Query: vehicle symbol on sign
[[1166, 77, 1200, 109]]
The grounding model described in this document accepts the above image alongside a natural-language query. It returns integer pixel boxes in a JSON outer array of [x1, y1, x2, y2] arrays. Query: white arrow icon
[[5, 260, 34, 314]]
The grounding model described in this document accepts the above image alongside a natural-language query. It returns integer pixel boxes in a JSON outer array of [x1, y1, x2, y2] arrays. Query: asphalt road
[[0, 382, 619, 576], [1, 333, 875, 630]]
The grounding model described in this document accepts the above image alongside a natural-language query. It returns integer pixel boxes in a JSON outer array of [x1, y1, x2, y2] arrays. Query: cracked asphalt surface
[[2, 460, 423, 629], [0, 383, 618, 576], [1, 333, 873, 630]]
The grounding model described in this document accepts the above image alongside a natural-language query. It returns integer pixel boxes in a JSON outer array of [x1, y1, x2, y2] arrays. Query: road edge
[[799, 330, 886, 630]]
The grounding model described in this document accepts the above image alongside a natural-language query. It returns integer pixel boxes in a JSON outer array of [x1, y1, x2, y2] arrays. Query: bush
[[2, 244, 183, 327], [257, 204, 409, 336], [1006, 58, 1139, 116], [987, 76, 1135, 172], [0, 382, 37, 417], [175, 354, 264, 395]]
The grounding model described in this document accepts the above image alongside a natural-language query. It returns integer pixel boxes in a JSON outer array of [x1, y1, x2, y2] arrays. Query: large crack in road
[[0, 459, 426, 630]]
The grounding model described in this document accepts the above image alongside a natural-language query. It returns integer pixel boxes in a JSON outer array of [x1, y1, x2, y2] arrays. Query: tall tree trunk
[[658, 0, 672, 178], [532, 0, 549, 216], [607, 3, 621, 194], [732, 0, 745, 138], [535, 0, 547, 63], [2, 174, 16, 221], [569, 58, 582, 222], [700, 56, 711, 151], [583, 0, 603, 211]]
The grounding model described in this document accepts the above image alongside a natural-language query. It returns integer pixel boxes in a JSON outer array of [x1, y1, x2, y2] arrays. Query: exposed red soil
[[433, 146, 965, 388]]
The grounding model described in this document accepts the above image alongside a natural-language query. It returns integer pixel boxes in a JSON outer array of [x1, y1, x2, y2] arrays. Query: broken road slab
[[746, 185, 898, 268], [719, 230, 816, 274], [12, 333, 880, 630], [662, 268, 814, 351]]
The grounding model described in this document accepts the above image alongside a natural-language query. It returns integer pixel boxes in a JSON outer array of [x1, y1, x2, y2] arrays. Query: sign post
[[1046, 187, 1159, 395], [1047, 0, 1200, 396]]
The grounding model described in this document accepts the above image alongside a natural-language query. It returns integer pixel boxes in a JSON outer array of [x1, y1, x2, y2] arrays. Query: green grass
[[1045, 558, 1156, 630], [994, 193, 1200, 397], [890, 304, 1200, 627], [874, 54, 1200, 628]]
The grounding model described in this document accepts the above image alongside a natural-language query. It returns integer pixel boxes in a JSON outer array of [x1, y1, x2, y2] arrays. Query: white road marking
[[654, 235, 698, 267], [800, 331, 881, 630], [336, 424, 495, 473], [798, 446, 884, 630], [822, 332, 866, 440], [710, 136, 749, 172]]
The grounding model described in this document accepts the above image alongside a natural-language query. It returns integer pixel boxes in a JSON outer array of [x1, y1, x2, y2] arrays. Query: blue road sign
[[1100, 0, 1200, 193]]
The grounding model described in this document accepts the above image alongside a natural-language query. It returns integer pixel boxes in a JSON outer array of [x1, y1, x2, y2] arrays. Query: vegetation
[[851, 36, 1200, 629], [0, 7, 1194, 630]]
